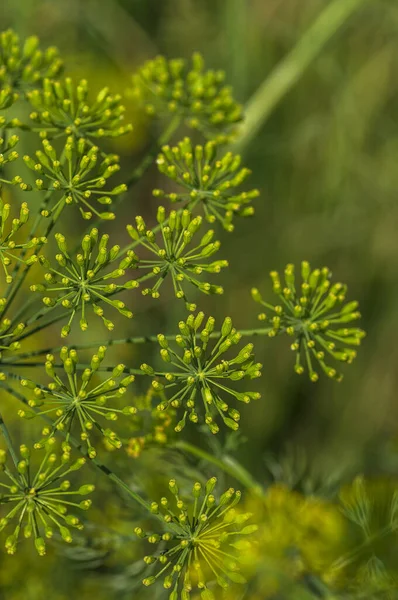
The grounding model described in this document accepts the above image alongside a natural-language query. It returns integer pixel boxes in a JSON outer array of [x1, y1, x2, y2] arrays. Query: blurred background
[[1, 0, 398, 598]]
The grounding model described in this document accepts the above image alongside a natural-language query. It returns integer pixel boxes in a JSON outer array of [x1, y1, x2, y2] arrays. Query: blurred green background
[[1, 0, 398, 597]]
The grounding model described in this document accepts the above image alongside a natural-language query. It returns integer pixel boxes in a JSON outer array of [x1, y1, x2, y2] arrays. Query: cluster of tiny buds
[[26, 77, 133, 140], [127, 206, 226, 309], [31, 228, 137, 336], [19, 346, 136, 458], [0, 442, 94, 556], [0, 199, 46, 283], [23, 137, 127, 220], [251, 261, 365, 381], [153, 138, 259, 231]]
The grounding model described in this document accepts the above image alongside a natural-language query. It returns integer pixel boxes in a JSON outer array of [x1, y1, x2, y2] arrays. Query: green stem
[[0, 412, 19, 469], [234, 0, 368, 153], [172, 440, 263, 496], [5, 326, 274, 363]]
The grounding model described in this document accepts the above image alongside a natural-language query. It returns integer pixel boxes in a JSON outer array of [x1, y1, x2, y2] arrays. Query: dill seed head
[[153, 138, 259, 231], [0, 197, 46, 284], [0, 308, 25, 380], [251, 261, 365, 381], [140, 312, 261, 434], [18, 346, 136, 458], [23, 136, 127, 220], [136, 477, 256, 599], [129, 52, 242, 142], [0, 29, 62, 92], [0, 442, 93, 556], [27, 77, 132, 141], [127, 206, 227, 310], [31, 228, 137, 336]]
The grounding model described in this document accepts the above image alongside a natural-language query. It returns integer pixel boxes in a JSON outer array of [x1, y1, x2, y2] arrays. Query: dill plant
[[0, 28, 371, 600]]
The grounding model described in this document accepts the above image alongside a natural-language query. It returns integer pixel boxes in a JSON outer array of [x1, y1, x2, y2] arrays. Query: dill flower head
[[31, 228, 137, 336], [140, 312, 262, 434], [0, 132, 19, 166], [27, 77, 133, 141], [129, 52, 242, 142], [0, 306, 25, 380], [0, 197, 46, 283], [135, 476, 256, 599], [23, 136, 127, 220], [153, 138, 259, 231], [127, 206, 227, 310], [251, 261, 365, 381], [18, 346, 136, 458], [0, 443, 93, 555], [0, 30, 62, 92]]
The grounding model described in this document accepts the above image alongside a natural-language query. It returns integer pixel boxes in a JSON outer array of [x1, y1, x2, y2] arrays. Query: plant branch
[[234, 0, 368, 153]]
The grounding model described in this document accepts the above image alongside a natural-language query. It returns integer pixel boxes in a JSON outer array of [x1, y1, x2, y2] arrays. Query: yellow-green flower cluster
[[0, 198, 46, 283], [153, 138, 259, 231], [124, 387, 177, 459], [127, 206, 226, 310], [18, 346, 136, 458], [0, 305, 25, 379], [135, 477, 255, 599], [233, 484, 346, 598], [129, 52, 242, 141], [31, 228, 137, 336], [140, 312, 261, 434], [27, 77, 133, 141], [0, 30, 62, 92], [0, 133, 19, 167], [0, 443, 93, 556], [252, 261, 365, 381], [23, 137, 127, 220]]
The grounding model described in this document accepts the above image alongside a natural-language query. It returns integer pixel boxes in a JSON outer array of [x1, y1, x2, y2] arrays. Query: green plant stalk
[[4, 326, 275, 364], [0, 411, 19, 469], [172, 440, 263, 497], [235, 0, 368, 153]]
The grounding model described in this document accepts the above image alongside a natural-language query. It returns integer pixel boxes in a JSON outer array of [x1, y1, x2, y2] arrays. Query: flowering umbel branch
[[140, 312, 261, 434], [251, 261, 365, 381]]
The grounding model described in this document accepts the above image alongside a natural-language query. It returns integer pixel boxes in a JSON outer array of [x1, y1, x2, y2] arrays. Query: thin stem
[[0, 412, 19, 469], [234, 0, 368, 153], [5, 326, 274, 363], [172, 440, 263, 496]]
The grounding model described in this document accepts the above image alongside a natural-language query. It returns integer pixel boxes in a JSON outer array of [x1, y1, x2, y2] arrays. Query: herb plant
[[0, 28, 378, 600]]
